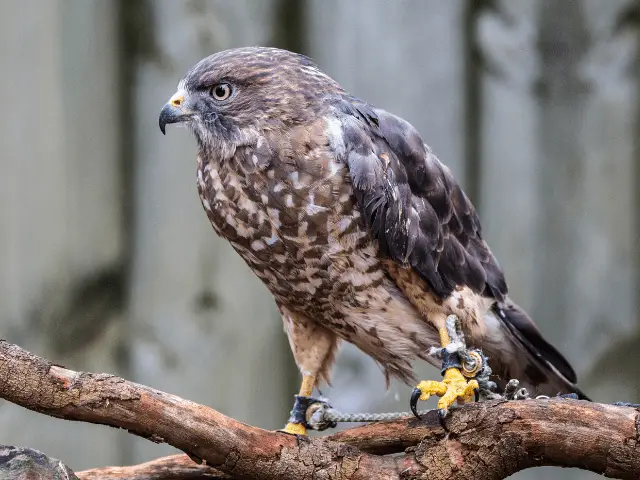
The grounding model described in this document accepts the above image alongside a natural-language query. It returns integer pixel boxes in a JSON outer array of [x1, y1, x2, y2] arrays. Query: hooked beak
[[159, 91, 191, 135]]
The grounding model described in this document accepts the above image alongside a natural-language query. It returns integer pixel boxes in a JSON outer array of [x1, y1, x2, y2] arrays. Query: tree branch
[[1, 339, 639, 479]]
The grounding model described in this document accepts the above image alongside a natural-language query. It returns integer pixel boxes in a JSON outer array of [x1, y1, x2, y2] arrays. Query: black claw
[[474, 388, 480, 402], [410, 387, 422, 419], [438, 409, 450, 432]]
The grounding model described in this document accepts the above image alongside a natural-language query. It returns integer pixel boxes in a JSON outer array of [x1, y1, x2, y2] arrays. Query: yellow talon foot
[[410, 367, 479, 419], [280, 422, 307, 436]]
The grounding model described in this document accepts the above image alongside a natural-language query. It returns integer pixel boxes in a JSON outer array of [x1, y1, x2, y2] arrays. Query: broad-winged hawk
[[159, 47, 587, 435]]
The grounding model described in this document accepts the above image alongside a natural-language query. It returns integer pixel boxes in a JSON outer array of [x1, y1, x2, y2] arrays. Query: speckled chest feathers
[[197, 117, 386, 321]]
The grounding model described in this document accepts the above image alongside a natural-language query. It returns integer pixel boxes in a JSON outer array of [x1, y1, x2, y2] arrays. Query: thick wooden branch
[[1, 339, 639, 479]]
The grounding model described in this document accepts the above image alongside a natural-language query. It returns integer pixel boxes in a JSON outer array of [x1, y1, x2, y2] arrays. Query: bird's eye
[[210, 83, 232, 101]]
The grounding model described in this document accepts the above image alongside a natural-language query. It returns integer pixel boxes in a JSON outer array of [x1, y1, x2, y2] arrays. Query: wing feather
[[334, 97, 507, 301]]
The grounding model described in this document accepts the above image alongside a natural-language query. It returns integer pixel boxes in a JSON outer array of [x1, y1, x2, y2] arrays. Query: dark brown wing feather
[[334, 97, 506, 301]]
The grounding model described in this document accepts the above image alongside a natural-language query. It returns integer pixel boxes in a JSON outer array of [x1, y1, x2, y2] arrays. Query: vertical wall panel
[[563, 0, 638, 396], [477, 1, 638, 478], [475, 0, 541, 313], [534, 0, 637, 380], [0, 0, 125, 471]]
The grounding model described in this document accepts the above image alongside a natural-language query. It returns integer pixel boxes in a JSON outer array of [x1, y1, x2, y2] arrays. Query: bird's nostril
[[170, 95, 184, 107]]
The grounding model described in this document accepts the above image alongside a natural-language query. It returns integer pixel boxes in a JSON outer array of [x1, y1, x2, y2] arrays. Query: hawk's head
[[159, 47, 341, 158]]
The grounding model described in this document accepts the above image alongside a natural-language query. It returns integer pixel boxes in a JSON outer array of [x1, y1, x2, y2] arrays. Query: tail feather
[[487, 301, 590, 401]]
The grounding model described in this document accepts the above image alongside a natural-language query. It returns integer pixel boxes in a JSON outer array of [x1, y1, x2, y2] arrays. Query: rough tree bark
[[0, 339, 639, 479]]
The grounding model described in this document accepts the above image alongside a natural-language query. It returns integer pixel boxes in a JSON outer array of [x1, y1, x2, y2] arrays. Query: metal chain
[[306, 380, 558, 431], [306, 401, 432, 430], [323, 408, 431, 423]]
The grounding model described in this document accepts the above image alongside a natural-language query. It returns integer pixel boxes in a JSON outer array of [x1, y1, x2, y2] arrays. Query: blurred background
[[1, 1, 638, 478]]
